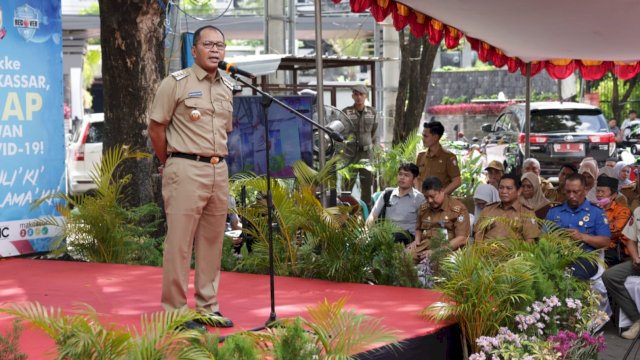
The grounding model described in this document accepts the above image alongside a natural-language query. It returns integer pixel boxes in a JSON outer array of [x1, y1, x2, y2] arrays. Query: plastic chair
[[358, 199, 369, 219], [589, 250, 612, 324], [618, 276, 640, 330]]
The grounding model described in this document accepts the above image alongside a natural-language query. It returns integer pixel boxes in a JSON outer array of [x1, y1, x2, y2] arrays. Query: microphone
[[219, 61, 256, 79]]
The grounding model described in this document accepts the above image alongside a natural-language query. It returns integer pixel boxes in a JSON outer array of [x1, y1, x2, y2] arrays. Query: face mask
[[596, 197, 611, 208]]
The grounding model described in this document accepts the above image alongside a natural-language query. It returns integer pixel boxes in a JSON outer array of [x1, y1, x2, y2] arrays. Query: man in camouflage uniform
[[415, 121, 461, 195], [342, 84, 378, 207]]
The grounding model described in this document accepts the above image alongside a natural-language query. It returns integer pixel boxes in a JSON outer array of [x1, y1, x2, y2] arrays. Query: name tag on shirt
[[188, 91, 203, 97]]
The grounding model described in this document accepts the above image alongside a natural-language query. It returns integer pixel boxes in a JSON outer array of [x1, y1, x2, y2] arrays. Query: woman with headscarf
[[613, 161, 635, 190], [520, 172, 551, 219], [578, 160, 599, 203], [472, 184, 500, 225]]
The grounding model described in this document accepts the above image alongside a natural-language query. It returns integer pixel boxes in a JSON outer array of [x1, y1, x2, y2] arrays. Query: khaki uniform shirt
[[414, 196, 470, 257], [415, 145, 460, 189], [149, 64, 233, 157], [474, 201, 541, 242], [545, 186, 566, 204], [342, 105, 378, 159]]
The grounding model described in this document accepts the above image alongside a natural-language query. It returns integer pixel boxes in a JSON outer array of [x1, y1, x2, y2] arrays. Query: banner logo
[[0, 6, 6, 40], [13, 4, 40, 41]]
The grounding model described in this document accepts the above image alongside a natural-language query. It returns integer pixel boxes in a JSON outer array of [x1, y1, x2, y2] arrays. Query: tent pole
[[314, 0, 328, 206], [525, 62, 532, 160]]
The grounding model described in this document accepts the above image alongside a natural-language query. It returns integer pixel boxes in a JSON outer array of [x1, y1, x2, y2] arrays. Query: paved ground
[[601, 321, 640, 359]]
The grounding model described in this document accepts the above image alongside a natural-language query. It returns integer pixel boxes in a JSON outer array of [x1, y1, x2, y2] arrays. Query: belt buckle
[[210, 156, 220, 165]]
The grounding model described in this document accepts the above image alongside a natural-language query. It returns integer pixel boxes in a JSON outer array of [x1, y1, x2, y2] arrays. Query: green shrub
[[33, 147, 163, 264], [0, 320, 27, 360], [271, 318, 319, 360]]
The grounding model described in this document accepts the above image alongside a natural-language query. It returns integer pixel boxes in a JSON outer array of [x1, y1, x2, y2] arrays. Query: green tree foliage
[[370, 132, 421, 189], [595, 73, 640, 121]]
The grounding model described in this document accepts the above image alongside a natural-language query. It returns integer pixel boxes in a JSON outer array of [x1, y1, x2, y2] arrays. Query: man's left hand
[[567, 229, 583, 241]]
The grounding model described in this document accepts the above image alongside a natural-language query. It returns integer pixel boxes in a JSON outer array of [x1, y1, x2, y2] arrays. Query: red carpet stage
[[0, 259, 461, 359]]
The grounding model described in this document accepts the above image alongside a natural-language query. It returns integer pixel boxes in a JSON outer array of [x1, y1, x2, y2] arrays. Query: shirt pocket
[[216, 99, 233, 131], [183, 98, 213, 119]]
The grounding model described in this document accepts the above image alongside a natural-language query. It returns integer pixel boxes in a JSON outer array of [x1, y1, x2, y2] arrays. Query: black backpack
[[378, 189, 394, 219]]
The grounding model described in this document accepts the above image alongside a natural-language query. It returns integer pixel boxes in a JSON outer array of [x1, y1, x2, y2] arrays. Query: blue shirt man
[[546, 173, 611, 279]]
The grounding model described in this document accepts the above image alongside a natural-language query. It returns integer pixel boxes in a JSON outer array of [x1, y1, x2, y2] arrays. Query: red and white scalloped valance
[[333, 0, 640, 81]]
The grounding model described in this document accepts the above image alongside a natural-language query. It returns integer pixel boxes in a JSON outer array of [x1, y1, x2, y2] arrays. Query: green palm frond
[[30, 146, 160, 264], [1, 302, 132, 359], [128, 309, 203, 359], [303, 297, 400, 359], [371, 133, 421, 188], [423, 245, 536, 353], [293, 157, 340, 189]]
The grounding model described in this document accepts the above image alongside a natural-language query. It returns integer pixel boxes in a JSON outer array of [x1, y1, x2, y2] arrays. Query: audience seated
[[603, 206, 640, 339], [522, 158, 554, 192], [578, 160, 598, 203], [545, 173, 610, 280], [484, 160, 504, 190], [408, 176, 470, 262], [474, 174, 540, 243], [545, 164, 577, 204], [595, 176, 632, 267], [472, 184, 499, 226], [520, 172, 552, 219], [366, 163, 425, 245]]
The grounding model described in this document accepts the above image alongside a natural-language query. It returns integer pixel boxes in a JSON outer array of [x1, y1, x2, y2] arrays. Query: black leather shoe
[[180, 320, 207, 332], [196, 311, 234, 328]]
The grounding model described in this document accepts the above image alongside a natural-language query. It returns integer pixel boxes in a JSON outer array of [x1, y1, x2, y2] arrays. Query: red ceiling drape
[[333, 0, 639, 80]]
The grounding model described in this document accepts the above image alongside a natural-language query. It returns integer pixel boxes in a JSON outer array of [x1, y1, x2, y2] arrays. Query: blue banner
[[0, 0, 64, 256]]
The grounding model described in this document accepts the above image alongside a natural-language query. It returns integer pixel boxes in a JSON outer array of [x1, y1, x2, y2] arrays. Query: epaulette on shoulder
[[221, 76, 234, 91], [171, 70, 189, 81], [420, 202, 430, 211], [521, 203, 534, 211], [549, 202, 562, 208]]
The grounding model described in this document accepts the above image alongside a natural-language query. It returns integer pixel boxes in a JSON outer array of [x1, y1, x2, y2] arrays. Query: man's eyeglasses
[[199, 41, 226, 50]]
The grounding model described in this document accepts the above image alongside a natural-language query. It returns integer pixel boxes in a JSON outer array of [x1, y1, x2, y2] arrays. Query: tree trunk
[[392, 30, 439, 146], [612, 76, 621, 122], [99, 0, 166, 207]]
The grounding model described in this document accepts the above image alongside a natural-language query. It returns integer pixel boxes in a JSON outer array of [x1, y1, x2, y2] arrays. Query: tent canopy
[[334, 0, 640, 80]]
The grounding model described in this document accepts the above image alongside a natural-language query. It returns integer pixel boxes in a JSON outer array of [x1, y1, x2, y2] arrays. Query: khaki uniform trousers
[[161, 157, 229, 313]]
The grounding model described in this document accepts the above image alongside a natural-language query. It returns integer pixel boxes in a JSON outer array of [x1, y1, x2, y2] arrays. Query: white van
[[66, 113, 104, 195]]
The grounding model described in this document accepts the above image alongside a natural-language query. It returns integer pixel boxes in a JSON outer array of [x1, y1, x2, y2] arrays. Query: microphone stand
[[230, 74, 343, 327]]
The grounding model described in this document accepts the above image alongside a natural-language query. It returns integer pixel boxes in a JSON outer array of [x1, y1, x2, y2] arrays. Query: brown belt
[[169, 152, 224, 165]]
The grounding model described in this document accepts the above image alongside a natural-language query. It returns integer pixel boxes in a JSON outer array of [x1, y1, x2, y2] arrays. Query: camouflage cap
[[351, 84, 368, 95]]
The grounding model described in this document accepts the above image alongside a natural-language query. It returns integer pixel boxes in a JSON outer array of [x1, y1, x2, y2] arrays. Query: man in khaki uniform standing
[[148, 25, 234, 331], [409, 176, 470, 262], [342, 84, 378, 207], [474, 174, 541, 243], [416, 121, 461, 195]]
